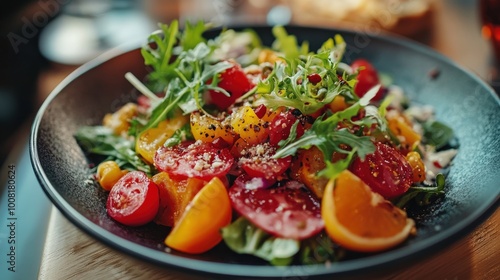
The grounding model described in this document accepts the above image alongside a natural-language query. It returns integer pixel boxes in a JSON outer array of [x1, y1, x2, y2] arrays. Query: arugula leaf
[[221, 217, 300, 266], [209, 28, 263, 66], [319, 150, 357, 179], [271, 26, 309, 65], [274, 98, 375, 178], [317, 34, 346, 63], [74, 126, 152, 174], [255, 54, 355, 115], [133, 33, 233, 134], [179, 21, 208, 51], [141, 21, 180, 92], [274, 97, 373, 157], [163, 123, 194, 147], [300, 232, 345, 265], [422, 120, 454, 149], [255, 32, 356, 116], [394, 173, 446, 208], [139, 79, 189, 133]]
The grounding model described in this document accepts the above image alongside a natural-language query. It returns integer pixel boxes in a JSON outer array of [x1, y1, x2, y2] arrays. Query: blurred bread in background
[[286, 0, 434, 38]]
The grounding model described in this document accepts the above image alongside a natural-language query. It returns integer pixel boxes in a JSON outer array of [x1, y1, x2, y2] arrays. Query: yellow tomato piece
[[406, 151, 426, 183], [231, 106, 269, 145], [96, 161, 127, 191], [259, 106, 285, 123], [328, 95, 348, 113], [190, 111, 236, 144], [165, 177, 232, 254], [386, 111, 421, 147], [136, 116, 188, 164], [229, 137, 251, 158], [152, 172, 205, 227], [257, 49, 283, 65], [103, 103, 138, 135]]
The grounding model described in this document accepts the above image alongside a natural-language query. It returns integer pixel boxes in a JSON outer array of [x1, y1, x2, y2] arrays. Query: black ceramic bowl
[[30, 26, 500, 279]]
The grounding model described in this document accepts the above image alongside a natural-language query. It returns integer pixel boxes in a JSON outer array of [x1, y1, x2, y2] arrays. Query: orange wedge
[[322, 170, 415, 252]]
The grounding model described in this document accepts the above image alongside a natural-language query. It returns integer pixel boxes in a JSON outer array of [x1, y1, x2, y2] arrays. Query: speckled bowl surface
[[30, 26, 499, 279]]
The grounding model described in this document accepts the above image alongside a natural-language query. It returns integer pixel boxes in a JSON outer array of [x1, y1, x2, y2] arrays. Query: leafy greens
[[273, 86, 380, 179], [255, 29, 355, 116], [75, 126, 152, 174], [133, 21, 234, 136], [221, 217, 300, 266]]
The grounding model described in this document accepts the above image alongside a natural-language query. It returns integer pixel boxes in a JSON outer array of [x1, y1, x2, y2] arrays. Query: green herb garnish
[[255, 35, 355, 115], [75, 126, 152, 174], [422, 120, 454, 149], [394, 173, 447, 208], [273, 88, 379, 178]]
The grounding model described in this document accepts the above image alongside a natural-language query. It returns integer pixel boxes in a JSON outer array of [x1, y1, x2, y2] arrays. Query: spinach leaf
[[422, 120, 454, 149], [221, 217, 300, 266], [299, 232, 345, 265]]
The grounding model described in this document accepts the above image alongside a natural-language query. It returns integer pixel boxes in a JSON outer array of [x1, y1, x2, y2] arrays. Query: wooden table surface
[[38, 206, 499, 280], [36, 1, 499, 279]]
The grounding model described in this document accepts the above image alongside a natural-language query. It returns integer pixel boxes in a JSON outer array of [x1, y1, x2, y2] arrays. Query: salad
[[75, 21, 457, 265]]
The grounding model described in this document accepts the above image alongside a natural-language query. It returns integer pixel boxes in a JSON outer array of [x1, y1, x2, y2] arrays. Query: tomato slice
[[136, 117, 188, 164], [238, 143, 291, 180], [229, 178, 324, 240], [233, 173, 275, 190], [208, 62, 254, 110], [106, 171, 160, 226], [241, 156, 291, 180], [349, 142, 413, 199], [154, 141, 234, 180], [268, 111, 305, 146]]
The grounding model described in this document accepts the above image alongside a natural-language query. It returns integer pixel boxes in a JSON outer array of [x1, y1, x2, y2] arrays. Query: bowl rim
[[30, 24, 500, 278]]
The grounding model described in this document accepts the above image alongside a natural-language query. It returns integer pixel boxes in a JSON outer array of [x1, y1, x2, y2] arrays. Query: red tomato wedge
[[154, 141, 234, 180], [351, 59, 385, 101], [269, 111, 305, 146], [229, 178, 324, 240], [106, 171, 160, 226], [208, 62, 254, 110], [349, 142, 413, 199]]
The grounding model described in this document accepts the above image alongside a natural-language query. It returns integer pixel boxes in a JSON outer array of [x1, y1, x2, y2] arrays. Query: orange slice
[[322, 170, 415, 252]]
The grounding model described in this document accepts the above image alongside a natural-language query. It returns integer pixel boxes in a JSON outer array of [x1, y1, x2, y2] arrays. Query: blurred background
[[0, 0, 499, 165]]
